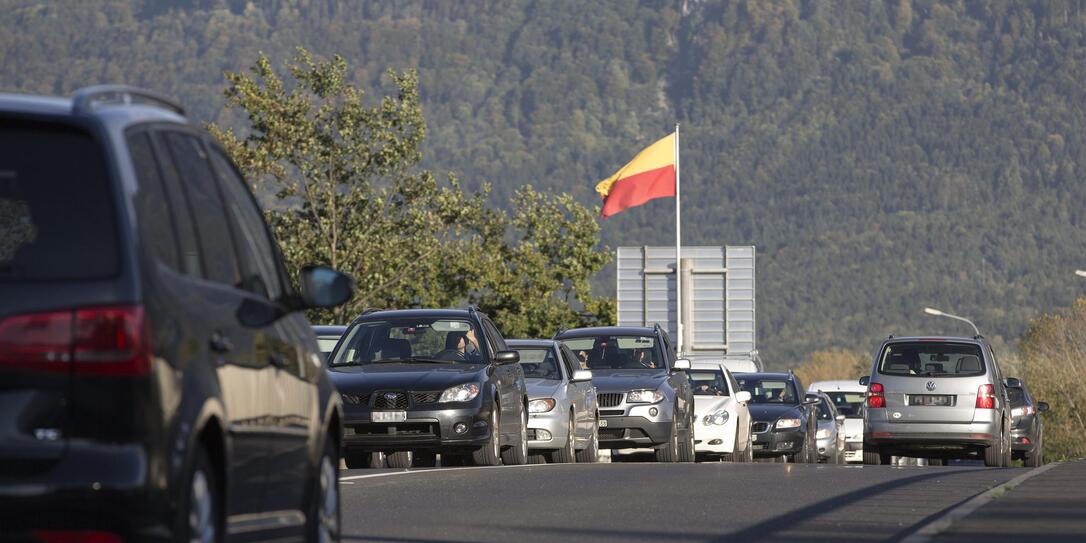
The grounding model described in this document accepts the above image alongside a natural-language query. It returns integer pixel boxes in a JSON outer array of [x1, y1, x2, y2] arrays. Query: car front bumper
[[694, 419, 737, 454], [750, 428, 805, 457], [527, 408, 573, 451], [844, 440, 864, 462], [342, 401, 494, 453]]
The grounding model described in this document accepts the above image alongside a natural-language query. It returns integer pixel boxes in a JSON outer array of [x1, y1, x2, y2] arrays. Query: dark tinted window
[[515, 347, 562, 380], [127, 132, 178, 269], [164, 132, 240, 286], [0, 119, 118, 280], [1007, 387, 1026, 406], [483, 319, 507, 353], [690, 370, 729, 396], [208, 147, 281, 299], [877, 342, 985, 377], [151, 133, 201, 276], [825, 391, 866, 418]]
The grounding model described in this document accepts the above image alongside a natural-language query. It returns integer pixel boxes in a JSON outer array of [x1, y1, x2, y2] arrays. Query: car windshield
[[824, 391, 866, 418], [816, 399, 834, 420], [878, 342, 986, 377], [560, 335, 663, 371], [737, 378, 797, 404], [317, 336, 340, 359], [689, 370, 729, 396], [331, 317, 483, 366], [516, 348, 562, 381]]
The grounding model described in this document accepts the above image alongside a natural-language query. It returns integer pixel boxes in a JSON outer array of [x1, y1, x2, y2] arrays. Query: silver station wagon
[[862, 336, 1016, 467]]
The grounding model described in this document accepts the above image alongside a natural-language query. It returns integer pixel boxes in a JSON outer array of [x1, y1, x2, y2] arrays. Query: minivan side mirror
[[493, 350, 520, 365], [735, 391, 752, 404], [570, 370, 593, 383], [672, 358, 691, 371], [1003, 377, 1022, 389], [1037, 402, 1050, 412], [859, 375, 870, 386], [299, 266, 355, 309]]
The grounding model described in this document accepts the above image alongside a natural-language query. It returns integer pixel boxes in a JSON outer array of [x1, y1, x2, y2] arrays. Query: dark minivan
[[0, 87, 352, 542]]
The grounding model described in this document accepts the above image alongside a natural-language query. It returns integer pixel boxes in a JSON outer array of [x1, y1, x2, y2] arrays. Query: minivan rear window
[[877, 342, 985, 377], [0, 119, 119, 280]]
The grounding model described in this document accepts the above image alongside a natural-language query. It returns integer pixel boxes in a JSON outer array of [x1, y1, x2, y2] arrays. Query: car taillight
[[867, 382, 885, 408], [976, 384, 995, 409], [0, 305, 149, 376], [1011, 406, 1034, 417]]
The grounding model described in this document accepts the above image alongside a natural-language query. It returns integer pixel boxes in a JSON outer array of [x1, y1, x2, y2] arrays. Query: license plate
[[907, 394, 955, 407], [599, 419, 608, 427], [371, 411, 407, 423], [752, 434, 759, 441]]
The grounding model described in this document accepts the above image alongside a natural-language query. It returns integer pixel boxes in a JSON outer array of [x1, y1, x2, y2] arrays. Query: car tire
[[549, 413, 577, 464], [413, 451, 437, 468], [344, 451, 383, 469], [306, 437, 340, 543], [178, 446, 222, 543], [984, 420, 1009, 467], [386, 451, 413, 469], [1026, 431, 1043, 467], [864, 448, 890, 465], [528, 454, 547, 464], [678, 416, 696, 463], [927, 458, 944, 466], [575, 420, 599, 463], [655, 416, 680, 463], [501, 405, 529, 465], [473, 404, 502, 466]]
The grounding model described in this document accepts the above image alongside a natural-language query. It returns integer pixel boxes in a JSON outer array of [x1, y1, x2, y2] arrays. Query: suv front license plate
[[371, 411, 407, 423], [599, 419, 608, 427]]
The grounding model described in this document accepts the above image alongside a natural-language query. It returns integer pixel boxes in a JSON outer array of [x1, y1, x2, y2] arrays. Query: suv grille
[[373, 391, 409, 410], [598, 393, 624, 407], [411, 391, 440, 405], [752, 422, 771, 433], [342, 393, 370, 405]]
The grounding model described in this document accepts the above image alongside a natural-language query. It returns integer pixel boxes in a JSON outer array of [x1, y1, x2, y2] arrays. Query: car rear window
[[877, 342, 985, 377], [0, 119, 119, 280]]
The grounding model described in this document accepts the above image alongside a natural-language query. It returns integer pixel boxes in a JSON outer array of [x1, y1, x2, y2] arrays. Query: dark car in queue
[[314, 324, 348, 361], [327, 308, 530, 468], [1008, 382, 1048, 466], [0, 87, 353, 542], [738, 372, 820, 463], [554, 325, 695, 463]]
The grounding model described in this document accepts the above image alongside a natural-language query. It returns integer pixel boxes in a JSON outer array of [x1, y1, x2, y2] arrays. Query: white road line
[[900, 462, 1062, 543], [339, 463, 552, 482]]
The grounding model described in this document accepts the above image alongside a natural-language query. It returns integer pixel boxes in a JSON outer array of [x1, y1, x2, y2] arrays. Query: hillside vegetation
[[4, 0, 1086, 364]]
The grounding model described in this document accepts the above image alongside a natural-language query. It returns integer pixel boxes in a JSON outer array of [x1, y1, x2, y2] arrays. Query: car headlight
[[626, 389, 664, 404], [529, 398, 556, 413], [702, 410, 730, 426], [816, 428, 832, 439], [775, 418, 802, 429], [439, 383, 480, 403]]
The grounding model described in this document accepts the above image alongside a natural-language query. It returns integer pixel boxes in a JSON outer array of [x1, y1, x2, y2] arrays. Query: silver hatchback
[[862, 336, 1015, 467]]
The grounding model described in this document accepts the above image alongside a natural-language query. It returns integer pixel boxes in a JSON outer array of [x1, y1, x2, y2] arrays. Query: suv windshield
[[331, 317, 484, 366], [878, 342, 985, 377], [689, 370, 729, 396], [737, 378, 798, 404], [560, 335, 663, 371], [824, 391, 865, 418], [515, 348, 562, 381], [1, 119, 119, 280]]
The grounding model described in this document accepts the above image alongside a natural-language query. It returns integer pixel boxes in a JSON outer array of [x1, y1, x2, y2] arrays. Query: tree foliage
[[794, 349, 870, 388]]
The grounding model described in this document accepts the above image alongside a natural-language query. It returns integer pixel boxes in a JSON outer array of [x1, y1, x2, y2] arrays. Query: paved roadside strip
[[919, 460, 1086, 543]]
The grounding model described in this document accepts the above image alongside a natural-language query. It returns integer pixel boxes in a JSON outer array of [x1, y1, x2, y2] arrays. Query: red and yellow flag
[[595, 133, 675, 217]]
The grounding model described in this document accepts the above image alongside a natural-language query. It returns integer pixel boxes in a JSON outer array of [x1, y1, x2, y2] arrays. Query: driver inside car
[[438, 330, 482, 362]]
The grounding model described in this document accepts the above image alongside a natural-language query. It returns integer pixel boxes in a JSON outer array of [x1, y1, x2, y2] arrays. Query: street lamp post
[[923, 307, 982, 337]]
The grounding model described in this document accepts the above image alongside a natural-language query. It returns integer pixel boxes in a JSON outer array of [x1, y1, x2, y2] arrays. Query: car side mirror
[[1003, 377, 1022, 389], [858, 375, 870, 386], [803, 393, 821, 406], [570, 370, 593, 383], [1037, 402, 1050, 412], [673, 358, 691, 371], [299, 266, 354, 309], [493, 350, 520, 365], [735, 391, 752, 404], [835, 414, 846, 423]]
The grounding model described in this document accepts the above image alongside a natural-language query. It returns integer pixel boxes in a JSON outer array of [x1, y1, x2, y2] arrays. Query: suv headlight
[[626, 389, 664, 404], [439, 383, 480, 403], [775, 418, 802, 429], [816, 428, 832, 439], [529, 398, 556, 413], [702, 410, 730, 426]]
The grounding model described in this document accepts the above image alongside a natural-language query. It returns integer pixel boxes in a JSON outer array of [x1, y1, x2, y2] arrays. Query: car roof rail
[[553, 328, 565, 339], [887, 334, 895, 339], [72, 85, 186, 116]]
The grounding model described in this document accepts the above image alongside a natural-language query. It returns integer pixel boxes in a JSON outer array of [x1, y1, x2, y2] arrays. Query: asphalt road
[[338, 462, 1025, 542]]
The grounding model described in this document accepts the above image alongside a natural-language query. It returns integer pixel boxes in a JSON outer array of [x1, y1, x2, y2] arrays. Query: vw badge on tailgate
[[926, 380, 937, 392]]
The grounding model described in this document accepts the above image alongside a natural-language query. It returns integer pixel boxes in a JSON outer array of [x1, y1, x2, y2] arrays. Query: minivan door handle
[[209, 331, 233, 353]]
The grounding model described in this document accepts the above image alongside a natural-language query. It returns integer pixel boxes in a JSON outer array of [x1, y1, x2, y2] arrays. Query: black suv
[[737, 372, 821, 463], [554, 325, 695, 462], [0, 87, 352, 542], [327, 308, 530, 467]]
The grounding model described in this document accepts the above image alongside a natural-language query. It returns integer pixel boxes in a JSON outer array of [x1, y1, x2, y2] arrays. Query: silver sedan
[[508, 339, 599, 463]]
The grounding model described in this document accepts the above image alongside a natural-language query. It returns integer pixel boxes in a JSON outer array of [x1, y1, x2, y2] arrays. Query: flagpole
[[674, 122, 682, 357]]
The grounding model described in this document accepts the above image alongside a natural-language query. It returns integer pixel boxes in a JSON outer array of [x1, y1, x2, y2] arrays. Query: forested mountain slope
[[5, 0, 1086, 364]]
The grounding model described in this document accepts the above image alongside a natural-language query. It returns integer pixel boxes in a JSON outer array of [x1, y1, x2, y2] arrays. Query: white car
[[808, 380, 867, 463], [689, 363, 753, 462]]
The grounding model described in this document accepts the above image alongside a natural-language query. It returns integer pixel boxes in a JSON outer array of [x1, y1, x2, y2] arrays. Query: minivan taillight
[[867, 382, 885, 408], [976, 384, 995, 409], [0, 305, 149, 376]]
